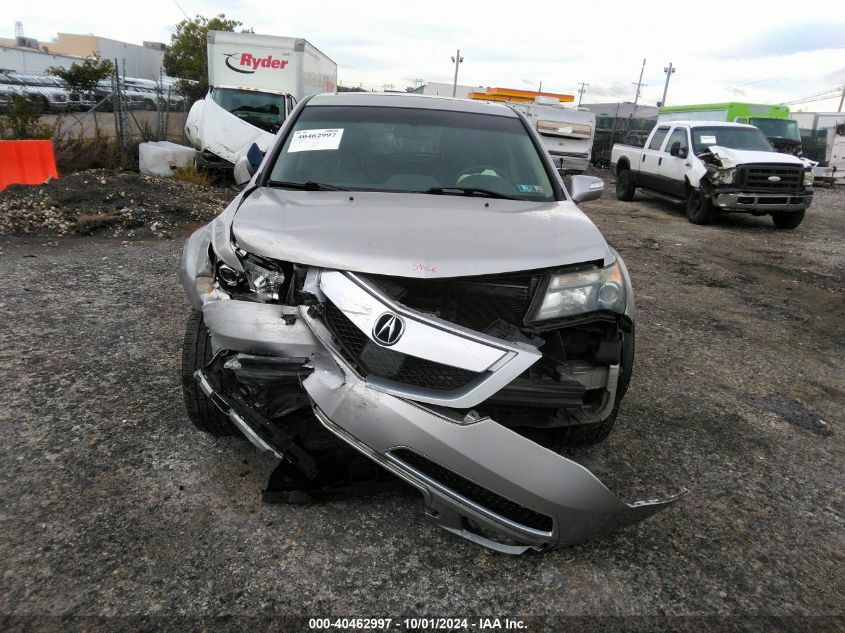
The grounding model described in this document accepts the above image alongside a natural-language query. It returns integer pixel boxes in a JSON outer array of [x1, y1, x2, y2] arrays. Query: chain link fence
[[0, 63, 191, 171]]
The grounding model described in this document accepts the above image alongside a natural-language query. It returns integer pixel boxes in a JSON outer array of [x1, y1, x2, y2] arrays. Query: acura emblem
[[768, 176, 781, 182], [373, 312, 404, 346]]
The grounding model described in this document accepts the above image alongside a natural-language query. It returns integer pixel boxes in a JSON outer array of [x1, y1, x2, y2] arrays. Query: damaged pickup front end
[[688, 145, 814, 213], [179, 210, 682, 554]]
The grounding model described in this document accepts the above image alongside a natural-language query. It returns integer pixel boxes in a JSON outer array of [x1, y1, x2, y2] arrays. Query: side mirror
[[670, 142, 688, 159], [233, 142, 264, 186], [569, 175, 604, 203]]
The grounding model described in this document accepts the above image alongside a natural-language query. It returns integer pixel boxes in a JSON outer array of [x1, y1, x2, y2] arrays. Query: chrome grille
[[323, 301, 480, 391]]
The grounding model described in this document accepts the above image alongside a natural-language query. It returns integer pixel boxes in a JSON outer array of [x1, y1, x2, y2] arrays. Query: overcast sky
[[6, 0, 845, 110]]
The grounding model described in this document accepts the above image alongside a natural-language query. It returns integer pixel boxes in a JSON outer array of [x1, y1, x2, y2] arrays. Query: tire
[[772, 210, 805, 230], [531, 325, 636, 449], [615, 169, 636, 201], [181, 309, 239, 435], [686, 189, 716, 224]]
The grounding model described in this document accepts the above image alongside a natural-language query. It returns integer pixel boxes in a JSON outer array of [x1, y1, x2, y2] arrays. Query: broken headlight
[[528, 262, 626, 322], [216, 251, 286, 301], [240, 253, 286, 301]]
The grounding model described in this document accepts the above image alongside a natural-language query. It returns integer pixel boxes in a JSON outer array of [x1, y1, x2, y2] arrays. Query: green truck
[[658, 102, 802, 155]]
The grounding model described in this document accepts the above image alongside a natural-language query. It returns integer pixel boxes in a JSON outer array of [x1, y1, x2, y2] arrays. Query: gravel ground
[[1, 171, 843, 631]]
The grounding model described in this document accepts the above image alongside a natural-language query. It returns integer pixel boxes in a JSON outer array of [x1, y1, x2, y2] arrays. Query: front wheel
[[181, 309, 239, 435], [615, 170, 636, 201], [772, 210, 805, 229], [686, 190, 716, 224]]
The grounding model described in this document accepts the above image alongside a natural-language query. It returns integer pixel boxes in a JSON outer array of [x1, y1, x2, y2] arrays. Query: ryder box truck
[[185, 31, 337, 167]]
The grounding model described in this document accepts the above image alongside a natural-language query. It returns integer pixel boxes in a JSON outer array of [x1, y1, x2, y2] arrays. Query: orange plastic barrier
[[0, 140, 59, 191]]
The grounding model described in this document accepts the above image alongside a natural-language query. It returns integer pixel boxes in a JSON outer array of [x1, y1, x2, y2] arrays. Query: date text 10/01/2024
[[308, 618, 528, 630]]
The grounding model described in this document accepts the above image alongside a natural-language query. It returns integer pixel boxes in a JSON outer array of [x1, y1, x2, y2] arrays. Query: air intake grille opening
[[391, 448, 554, 533], [323, 301, 479, 391], [735, 164, 803, 192]]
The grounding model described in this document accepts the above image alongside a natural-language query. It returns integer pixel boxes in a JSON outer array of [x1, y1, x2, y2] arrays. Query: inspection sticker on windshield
[[517, 184, 544, 193], [287, 128, 344, 152], [699, 135, 717, 145]]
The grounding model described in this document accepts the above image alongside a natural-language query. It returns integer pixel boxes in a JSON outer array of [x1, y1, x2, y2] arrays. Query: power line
[[784, 86, 843, 105]]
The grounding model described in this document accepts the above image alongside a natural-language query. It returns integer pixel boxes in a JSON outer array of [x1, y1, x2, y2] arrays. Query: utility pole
[[538, 81, 543, 92], [661, 62, 676, 107], [839, 84, 845, 112], [577, 82, 589, 107], [451, 49, 463, 97], [632, 58, 646, 118]]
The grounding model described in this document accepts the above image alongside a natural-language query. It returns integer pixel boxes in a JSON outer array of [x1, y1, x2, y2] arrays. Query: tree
[[163, 14, 250, 103], [47, 55, 115, 94]]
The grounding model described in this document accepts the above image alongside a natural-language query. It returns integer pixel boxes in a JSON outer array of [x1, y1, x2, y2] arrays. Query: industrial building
[[0, 32, 167, 80]]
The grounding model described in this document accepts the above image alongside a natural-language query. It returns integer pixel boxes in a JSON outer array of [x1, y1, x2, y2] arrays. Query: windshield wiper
[[268, 180, 349, 191], [421, 187, 517, 200]]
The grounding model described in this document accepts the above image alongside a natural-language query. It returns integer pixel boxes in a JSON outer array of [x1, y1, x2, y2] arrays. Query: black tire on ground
[[615, 169, 636, 201], [772, 210, 805, 230], [181, 309, 239, 435], [686, 189, 716, 224]]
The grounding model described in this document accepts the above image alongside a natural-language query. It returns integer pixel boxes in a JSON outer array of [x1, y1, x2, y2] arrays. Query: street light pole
[[661, 62, 676, 107], [451, 49, 464, 97]]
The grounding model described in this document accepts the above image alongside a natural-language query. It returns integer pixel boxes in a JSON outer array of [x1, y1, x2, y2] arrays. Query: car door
[[638, 125, 670, 190], [659, 126, 692, 198]]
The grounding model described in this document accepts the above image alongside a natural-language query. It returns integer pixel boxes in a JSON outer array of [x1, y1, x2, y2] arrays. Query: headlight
[[241, 253, 286, 300], [803, 170, 814, 186], [529, 262, 626, 322], [215, 252, 286, 301]]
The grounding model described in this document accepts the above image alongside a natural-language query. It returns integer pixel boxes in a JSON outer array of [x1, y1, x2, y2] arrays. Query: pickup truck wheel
[[615, 170, 636, 201], [686, 190, 715, 224], [772, 210, 805, 229], [181, 309, 239, 436]]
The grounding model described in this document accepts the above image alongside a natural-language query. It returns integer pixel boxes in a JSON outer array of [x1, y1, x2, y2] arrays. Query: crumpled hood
[[231, 188, 610, 278], [708, 145, 805, 169]]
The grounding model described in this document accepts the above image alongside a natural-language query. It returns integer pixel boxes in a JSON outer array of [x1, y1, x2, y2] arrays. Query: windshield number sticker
[[699, 135, 717, 145], [287, 128, 344, 153], [517, 184, 544, 193]]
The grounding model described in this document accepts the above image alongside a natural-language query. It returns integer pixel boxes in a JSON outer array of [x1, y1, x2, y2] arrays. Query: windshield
[[749, 117, 801, 142], [691, 126, 774, 154], [268, 105, 555, 201], [211, 87, 285, 134]]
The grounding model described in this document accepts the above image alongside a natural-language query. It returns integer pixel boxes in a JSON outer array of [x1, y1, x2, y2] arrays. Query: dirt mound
[[0, 169, 233, 239]]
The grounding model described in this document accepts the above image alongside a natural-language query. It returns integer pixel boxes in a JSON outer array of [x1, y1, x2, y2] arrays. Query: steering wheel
[[456, 164, 515, 185]]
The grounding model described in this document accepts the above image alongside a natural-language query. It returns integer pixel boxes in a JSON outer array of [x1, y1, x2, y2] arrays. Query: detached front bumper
[[303, 349, 683, 553], [195, 268, 684, 553], [713, 189, 813, 212]]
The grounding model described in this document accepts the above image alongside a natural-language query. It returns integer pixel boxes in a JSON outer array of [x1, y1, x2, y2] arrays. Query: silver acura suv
[[179, 92, 683, 553]]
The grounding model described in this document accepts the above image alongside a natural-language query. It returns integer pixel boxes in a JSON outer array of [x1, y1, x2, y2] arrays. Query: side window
[[648, 126, 670, 150], [665, 128, 689, 155]]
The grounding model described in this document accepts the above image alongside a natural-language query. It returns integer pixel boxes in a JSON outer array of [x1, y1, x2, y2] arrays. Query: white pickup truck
[[610, 121, 814, 229]]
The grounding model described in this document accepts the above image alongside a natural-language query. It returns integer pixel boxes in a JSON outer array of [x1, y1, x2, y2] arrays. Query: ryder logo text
[[224, 53, 290, 74]]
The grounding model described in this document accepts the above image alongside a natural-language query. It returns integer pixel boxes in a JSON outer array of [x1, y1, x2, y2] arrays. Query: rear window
[[648, 127, 670, 150]]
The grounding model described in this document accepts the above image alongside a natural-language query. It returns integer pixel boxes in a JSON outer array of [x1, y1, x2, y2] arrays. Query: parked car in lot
[[0, 73, 71, 112], [179, 92, 682, 553], [611, 121, 814, 228]]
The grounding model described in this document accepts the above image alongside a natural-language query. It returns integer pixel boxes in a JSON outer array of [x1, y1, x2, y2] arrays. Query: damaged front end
[[180, 228, 685, 553], [690, 146, 814, 213]]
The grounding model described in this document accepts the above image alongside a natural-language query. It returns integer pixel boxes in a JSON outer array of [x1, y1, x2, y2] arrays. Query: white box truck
[[185, 31, 337, 167], [512, 98, 596, 174], [793, 112, 845, 184]]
